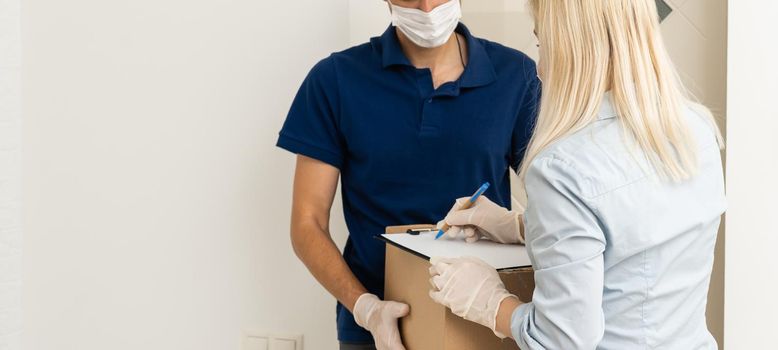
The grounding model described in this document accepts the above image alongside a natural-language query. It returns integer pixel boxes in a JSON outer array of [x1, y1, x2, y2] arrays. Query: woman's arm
[[509, 156, 606, 350], [428, 156, 606, 348], [496, 296, 522, 337]]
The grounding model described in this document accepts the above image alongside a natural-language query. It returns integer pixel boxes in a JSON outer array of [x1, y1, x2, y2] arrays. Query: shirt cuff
[[511, 302, 545, 350], [276, 133, 344, 170]]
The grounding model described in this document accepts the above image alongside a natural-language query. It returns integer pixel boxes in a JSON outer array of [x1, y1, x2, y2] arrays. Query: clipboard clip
[[406, 228, 437, 235]]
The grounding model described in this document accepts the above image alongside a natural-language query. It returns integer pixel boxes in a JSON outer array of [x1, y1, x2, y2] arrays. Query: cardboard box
[[383, 225, 535, 350]]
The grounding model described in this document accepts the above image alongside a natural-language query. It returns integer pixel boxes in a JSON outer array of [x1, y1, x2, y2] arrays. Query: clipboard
[[380, 225, 532, 271]]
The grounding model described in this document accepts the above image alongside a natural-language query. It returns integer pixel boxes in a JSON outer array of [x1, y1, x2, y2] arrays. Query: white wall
[[0, 0, 22, 349], [22, 1, 349, 349], [349, 0, 391, 46], [724, 1, 778, 348]]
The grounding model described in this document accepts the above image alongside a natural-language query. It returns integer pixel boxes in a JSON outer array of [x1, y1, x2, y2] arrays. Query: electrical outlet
[[243, 336, 268, 350], [242, 329, 303, 350]]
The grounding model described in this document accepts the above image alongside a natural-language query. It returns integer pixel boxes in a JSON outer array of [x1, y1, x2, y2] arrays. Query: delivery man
[[276, 1, 539, 349]]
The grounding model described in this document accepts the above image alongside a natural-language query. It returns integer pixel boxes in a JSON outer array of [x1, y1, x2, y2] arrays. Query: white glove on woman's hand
[[428, 256, 517, 338], [353, 293, 409, 350], [436, 196, 524, 244]]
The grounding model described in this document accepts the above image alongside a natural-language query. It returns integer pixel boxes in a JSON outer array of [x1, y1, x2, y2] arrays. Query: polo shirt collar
[[380, 23, 497, 89], [380, 24, 412, 68]]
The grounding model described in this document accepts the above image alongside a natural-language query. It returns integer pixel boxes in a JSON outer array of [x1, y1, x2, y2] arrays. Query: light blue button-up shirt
[[511, 93, 726, 349]]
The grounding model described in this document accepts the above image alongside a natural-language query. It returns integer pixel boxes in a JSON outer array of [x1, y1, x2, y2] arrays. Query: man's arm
[[291, 155, 409, 349], [290, 155, 366, 312]]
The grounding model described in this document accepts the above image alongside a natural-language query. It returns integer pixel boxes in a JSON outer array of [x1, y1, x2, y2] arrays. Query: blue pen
[[435, 182, 491, 240]]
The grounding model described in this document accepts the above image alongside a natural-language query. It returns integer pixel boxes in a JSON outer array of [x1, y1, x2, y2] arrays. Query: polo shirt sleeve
[[510, 60, 541, 171], [276, 56, 345, 169]]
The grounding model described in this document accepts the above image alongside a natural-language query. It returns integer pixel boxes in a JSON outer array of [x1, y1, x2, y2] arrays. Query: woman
[[428, 0, 726, 349]]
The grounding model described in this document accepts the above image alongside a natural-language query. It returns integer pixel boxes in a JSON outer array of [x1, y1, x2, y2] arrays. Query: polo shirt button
[[427, 98, 433, 103]]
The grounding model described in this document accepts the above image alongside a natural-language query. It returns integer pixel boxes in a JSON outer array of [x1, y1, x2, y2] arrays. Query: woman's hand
[[428, 256, 519, 338], [437, 196, 524, 244]]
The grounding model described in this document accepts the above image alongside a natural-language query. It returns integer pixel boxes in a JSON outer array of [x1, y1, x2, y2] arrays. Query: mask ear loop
[[455, 33, 466, 69]]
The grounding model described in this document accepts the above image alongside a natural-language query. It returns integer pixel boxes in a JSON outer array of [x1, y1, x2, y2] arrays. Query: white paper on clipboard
[[381, 231, 531, 270]]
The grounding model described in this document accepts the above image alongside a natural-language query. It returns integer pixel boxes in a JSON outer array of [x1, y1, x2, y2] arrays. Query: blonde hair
[[520, 0, 723, 182]]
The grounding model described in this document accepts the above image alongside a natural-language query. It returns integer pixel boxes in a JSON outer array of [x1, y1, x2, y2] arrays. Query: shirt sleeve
[[511, 156, 606, 350], [510, 60, 541, 171], [276, 56, 345, 169]]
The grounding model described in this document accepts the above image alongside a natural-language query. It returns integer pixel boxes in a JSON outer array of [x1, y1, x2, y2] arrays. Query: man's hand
[[428, 256, 518, 338], [353, 293, 410, 350], [436, 196, 524, 244]]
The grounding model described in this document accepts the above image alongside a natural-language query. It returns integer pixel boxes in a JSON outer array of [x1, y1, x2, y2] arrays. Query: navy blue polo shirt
[[277, 23, 539, 343]]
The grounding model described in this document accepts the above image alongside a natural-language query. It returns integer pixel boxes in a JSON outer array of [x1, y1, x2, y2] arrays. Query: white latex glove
[[436, 196, 524, 244], [353, 293, 410, 350], [428, 256, 517, 338]]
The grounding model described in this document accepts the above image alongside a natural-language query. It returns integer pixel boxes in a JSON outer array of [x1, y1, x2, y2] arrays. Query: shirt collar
[[379, 23, 497, 89], [598, 92, 618, 120]]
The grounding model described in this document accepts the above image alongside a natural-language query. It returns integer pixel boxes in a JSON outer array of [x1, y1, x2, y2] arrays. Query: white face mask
[[389, 0, 462, 49]]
